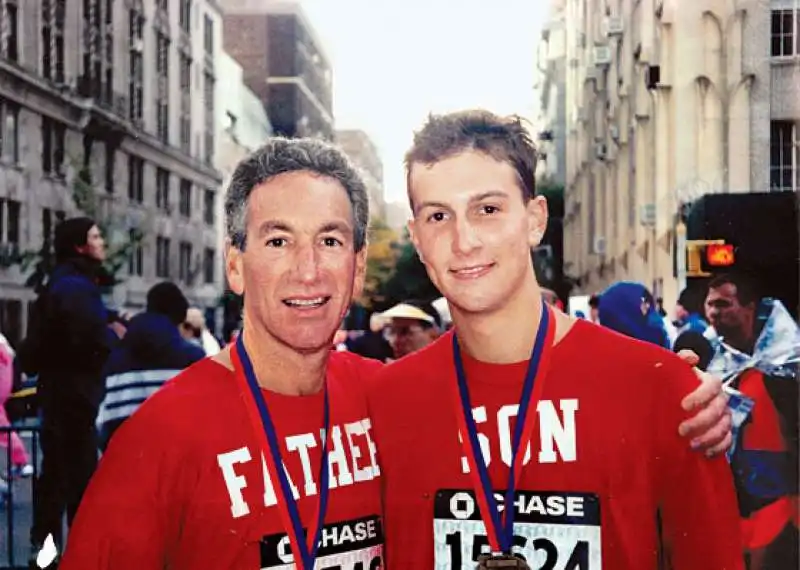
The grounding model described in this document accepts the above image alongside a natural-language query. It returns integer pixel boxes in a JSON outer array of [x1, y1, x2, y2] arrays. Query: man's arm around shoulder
[[654, 354, 744, 570], [60, 399, 194, 569]]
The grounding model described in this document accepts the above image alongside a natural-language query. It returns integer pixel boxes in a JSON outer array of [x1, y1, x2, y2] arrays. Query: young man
[[60, 138, 384, 569], [368, 110, 744, 569]]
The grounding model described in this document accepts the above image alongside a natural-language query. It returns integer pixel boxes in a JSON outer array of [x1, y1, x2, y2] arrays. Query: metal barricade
[[1, 424, 40, 570]]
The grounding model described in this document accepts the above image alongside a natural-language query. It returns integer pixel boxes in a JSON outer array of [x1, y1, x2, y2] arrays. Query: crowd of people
[[0, 108, 796, 570]]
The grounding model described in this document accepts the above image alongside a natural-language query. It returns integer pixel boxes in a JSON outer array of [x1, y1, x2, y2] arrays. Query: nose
[[452, 217, 481, 256], [294, 243, 321, 284]]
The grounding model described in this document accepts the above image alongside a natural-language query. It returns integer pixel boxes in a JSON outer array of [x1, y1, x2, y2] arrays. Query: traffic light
[[705, 243, 736, 268], [685, 240, 736, 277]]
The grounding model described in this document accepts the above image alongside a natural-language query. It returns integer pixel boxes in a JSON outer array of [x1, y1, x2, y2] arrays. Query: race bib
[[433, 490, 601, 570], [260, 515, 384, 569]]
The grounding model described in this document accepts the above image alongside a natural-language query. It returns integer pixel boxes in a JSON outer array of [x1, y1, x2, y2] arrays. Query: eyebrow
[[256, 220, 352, 237], [414, 190, 511, 215], [256, 220, 292, 237], [318, 221, 352, 235]]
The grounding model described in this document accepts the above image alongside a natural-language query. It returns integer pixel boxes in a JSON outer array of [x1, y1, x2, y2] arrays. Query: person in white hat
[[380, 300, 442, 359]]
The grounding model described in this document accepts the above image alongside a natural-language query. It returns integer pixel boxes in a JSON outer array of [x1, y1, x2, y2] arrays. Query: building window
[[41, 117, 66, 177], [0, 98, 19, 162], [156, 31, 169, 76], [156, 168, 171, 212], [203, 189, 215, 225], [0, 198, 20, 250], [42, 0, 66, 82], [179, 179, 192, 217], [1, 1, 19, 62], [179, 241, 193, 281], [104, 143, 115, 193], [179, 0, 191, 34], [128, 9, 145, 124], [770, 121, 798, 192], [203, 71, 215, 166], [203, 247, 215, 284], [156, 236, 171, 277], [81, 0, 109, 101], [179, 54, 192, 153], [128, 155, 144, 203], [156, 31, 170, 143], [128, 229, 143, 276], [42, 207, 65, 257], [771, 9, 799, 57], [203, 14, 213, 54]]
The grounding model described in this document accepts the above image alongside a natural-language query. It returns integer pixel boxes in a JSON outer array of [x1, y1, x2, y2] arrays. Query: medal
[[451, 302, 555, 558], [477, 553, 531, 569], [232, 334, 331, 570]]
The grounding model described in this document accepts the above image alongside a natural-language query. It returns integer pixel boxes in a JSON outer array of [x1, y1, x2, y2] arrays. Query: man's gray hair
[[225, 137, 370, 251]]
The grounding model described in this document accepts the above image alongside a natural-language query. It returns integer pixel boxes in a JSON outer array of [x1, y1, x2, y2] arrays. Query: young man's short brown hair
[[404, 109, 538, 204]]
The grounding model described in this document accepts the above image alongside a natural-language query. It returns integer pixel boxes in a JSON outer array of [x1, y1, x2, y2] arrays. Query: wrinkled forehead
[[246, 173, 355, 234]]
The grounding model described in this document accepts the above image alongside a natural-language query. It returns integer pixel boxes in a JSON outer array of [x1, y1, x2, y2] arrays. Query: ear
[[225, 238, 245, 296], [407, 218, 424, 264], [527, 195, 549, 248], [352, 246, 368, 300]]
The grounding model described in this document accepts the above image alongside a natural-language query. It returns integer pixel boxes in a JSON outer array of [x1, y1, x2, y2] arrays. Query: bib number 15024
[[433, 490, 602, 570], [444, 530, 590, 570]]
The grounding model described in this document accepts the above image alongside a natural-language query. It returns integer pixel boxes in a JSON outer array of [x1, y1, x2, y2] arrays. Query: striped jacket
[[97, 312, 205, 450]]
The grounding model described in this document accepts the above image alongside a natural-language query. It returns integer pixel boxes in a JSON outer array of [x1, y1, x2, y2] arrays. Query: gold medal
[[476, 553, 531, 569]]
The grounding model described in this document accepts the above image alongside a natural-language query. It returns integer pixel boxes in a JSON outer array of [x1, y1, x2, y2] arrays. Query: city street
[[0, 0, 796, 568]]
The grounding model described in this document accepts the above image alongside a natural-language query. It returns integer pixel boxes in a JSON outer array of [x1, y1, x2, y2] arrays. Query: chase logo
[[259, 515, 384, 569]]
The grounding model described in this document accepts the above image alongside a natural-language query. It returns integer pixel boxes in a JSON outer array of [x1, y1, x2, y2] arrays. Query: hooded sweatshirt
[[598, 282, 670, 348]]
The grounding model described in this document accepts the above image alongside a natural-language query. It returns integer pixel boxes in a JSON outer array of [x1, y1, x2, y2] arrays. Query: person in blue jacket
[[674, 287, 709, 336], [97, 281, 205, 451], [598, 281, 671, 348], [28, 217, 124, 558]]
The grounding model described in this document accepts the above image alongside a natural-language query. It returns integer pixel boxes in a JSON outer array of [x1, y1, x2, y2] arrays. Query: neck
[[724, 328, 756, 355], [240, 319, 329, 396], [451, 274, 546, 364]]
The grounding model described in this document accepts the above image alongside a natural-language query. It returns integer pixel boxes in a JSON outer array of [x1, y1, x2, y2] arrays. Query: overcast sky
[[301, 0, 549, 203]]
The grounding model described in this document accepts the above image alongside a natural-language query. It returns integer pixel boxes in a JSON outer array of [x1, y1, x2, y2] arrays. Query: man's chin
[[441, 288, 504, 316], [278, 333, 338, 355]]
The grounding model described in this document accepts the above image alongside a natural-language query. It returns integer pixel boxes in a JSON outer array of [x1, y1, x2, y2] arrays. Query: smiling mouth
[[449, 263, 496, 278], [282, 296, 331, 309]]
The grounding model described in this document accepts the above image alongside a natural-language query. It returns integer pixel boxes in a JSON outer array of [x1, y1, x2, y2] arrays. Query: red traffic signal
[[705, 243, 735, 267]]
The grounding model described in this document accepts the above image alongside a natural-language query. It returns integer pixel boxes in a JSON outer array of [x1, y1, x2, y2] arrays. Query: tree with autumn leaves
[[357, 218, 441, 313]]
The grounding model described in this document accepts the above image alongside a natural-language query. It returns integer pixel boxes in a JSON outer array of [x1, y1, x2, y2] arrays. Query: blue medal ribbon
[[451, 304, 554, 554], [234, 334, 330, 569]]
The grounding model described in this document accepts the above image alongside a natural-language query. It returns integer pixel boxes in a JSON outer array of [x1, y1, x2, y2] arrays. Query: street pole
[[676, 221, 687, 293]]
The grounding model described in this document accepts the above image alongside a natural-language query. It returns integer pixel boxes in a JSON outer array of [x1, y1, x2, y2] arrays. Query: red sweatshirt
[[368, 319, 744, 569], [60, 352, 384, 569]]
